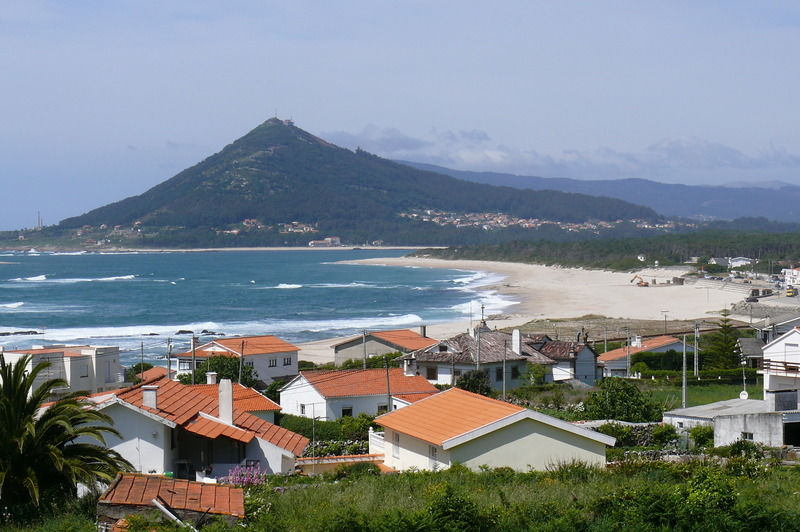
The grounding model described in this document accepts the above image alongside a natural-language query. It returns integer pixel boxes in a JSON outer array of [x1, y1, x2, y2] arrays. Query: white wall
[[279, 377, 327, 418], [381, 428, 450, 471], [662, 414, 712, 432], [714, 413, 784, 447], [250, 351, 298, 384], [552, 361, 574, 381], [98, 403, 171, 474], [249, 438, 294, 474]]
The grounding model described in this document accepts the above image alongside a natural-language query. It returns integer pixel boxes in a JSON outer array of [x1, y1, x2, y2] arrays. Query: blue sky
[[2, 1, 799, 230]]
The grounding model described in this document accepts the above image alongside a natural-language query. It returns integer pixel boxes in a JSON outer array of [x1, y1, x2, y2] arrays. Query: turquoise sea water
[[0, 249, 515, 365]]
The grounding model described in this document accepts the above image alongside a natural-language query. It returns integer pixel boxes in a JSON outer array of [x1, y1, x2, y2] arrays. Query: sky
[[2, 1, 800, 230]]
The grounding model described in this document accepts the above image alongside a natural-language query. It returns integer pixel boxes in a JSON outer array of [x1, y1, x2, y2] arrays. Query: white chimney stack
[[206, 371, 218, 385], [219, 378, 233, 425], [419, 325, 427, 338], [632, 336, 643, 348], [512, 329, 522, 355], [142, 385, 158, 409]]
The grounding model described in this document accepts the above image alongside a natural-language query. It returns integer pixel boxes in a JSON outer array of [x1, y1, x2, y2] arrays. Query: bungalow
[[96, 473, 245, 530], [760, 327, 800, 412], [85, 376, 308, 479], [332, 327, 438, 366], [369, 387, 615, 472], [173, 334, 299, 384], [738, 337, 765, 369], [1, 344, 125, 398], [751, 311, 800, 343], [279, 368, 439, 420], [401, 329, 600, 389], [598, 335, 693, 377]]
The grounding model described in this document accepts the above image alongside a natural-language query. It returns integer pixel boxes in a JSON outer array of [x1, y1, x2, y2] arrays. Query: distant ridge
[[399, 161, 800, 222], [57, 119, 658, 246]]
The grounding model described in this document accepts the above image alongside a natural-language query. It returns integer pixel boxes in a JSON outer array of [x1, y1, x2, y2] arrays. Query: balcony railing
[[761, 359, 800, 375]]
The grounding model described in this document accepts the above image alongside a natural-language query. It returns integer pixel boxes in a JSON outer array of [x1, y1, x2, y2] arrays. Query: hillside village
[[7, 294, 800, 529]]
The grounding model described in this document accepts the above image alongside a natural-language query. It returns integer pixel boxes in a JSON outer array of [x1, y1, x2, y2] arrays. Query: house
[[598, 335, 694, 377], [189, 371, 281, 423], [760, 327, 800, 413], [279, 368, 439, 420], [173, 334, 299, 384], [84, 376, 308, 479], [782, 267, 800, 286], [1, 344, 125, 397], [737, 337, 765, 369], [401, 329, 600, 389], [751, 311, 800, 343], [662, 398, 789, 447], [729, 257, 754, 269], [368, 387, 615, 472], [709, 257, 730, 268], [96, 473, 245, 530], [332, 326, 438, 366]]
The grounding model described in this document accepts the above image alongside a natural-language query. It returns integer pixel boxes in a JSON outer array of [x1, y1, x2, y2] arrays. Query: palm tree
[[0, 354, 131, 508]]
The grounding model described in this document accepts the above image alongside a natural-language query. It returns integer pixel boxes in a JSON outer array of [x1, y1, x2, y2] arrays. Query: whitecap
[[275, 283, 303, 289], [10, 275, 47, 282], [0, 302, 24, 309]]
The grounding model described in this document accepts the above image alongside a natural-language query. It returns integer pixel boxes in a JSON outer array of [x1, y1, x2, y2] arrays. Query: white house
[[1, 344, 125, 397], [752, 311, 800, 343], [760, 327, 800, 412], [332, 327, 438, 366], [401, 329, 600, 389], [369, 388, 615, 472], [782, 267, 800, 286], [598, 335, 694, 377], [173, 334, 299, 384], [279, 368, 439, 421], [84, 376, 307, 479]]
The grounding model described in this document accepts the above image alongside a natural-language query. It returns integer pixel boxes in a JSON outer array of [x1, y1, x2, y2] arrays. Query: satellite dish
[[739, 390, 749, 400], [637, 254, 646, 262]]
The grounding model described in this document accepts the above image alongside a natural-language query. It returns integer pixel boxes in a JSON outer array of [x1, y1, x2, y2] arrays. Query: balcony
[[760, 359, 800, 376]]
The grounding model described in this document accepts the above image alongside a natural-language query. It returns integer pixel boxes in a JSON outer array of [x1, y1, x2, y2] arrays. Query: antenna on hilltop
[[274, 108, 278, 118]]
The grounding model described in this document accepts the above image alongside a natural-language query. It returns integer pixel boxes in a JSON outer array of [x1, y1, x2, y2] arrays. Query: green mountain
[[58, 119, 659, 246]]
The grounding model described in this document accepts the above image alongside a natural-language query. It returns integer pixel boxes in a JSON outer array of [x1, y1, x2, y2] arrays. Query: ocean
[[0, 249, 516, 365]]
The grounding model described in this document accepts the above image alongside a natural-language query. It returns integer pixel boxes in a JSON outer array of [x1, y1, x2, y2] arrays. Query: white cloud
[[324, 126, 800, 185]]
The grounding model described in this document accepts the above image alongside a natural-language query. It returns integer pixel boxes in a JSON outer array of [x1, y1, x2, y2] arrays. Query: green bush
[[689, 425, 714, 448], [338, 413, 375, 440], [328, 462, 381, 481], [277, 414, 343, 440], [597, 423, 634, 447], [651, 423, 678, 445], [585, 378, 661, 422]]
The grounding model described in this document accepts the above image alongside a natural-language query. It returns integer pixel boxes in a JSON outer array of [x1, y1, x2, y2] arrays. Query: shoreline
[[1, 246, 430, 253]]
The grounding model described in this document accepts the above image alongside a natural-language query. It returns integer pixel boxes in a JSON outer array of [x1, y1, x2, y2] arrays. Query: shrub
[[585, 378, 661, 422], [278, 414, 343, 440], [338, 413, 375, 440], [456, 370, 493, 396], [597, 423, 634, 447], [328, 462, 381, 481], [689, 425, 714, 448], [303, 440, 368, 457], [651, 423, 678, 446]]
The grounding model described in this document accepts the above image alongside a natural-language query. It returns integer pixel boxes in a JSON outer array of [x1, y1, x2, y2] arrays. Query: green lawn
[[640, 380, 762, 411]]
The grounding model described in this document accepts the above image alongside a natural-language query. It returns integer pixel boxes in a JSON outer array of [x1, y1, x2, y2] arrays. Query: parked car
[[746, 297, 758, 303]]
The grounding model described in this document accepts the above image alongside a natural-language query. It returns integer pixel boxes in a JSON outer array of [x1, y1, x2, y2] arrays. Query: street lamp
[[660, 310, 669, 335]]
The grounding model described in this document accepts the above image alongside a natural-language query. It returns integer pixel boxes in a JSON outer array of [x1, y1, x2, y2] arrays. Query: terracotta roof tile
[[393, 392, 439, 403], [376, 387, 524, 446], [598, 335, 685, 362], [189, 383, 281, 412], [175, 335, 299, 358], [99, 473, 245, 518], [111, 377, 307, 455], [370, 329, 438, 351], [300, 368, 438, 398]]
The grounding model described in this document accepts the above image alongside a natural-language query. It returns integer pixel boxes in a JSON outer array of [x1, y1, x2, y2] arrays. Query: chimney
[[219, 378, 233, 425], [632, 336, 643, 348], [419, 325, 427, 338], [206, 371, 218, 385], [142, 385, 158, 409], [512, 329, 521, 355]]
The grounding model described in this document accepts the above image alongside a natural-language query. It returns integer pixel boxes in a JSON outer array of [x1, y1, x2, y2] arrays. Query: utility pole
[[682, 334, 687, 408], [476, 328, 481, 370], [384, 358, 392, 413], [661, 310, 669, 335], [191, 336, 197, 385], [603, 324, 608, 353], [238, 340, 245, 384], [624, 327, 631, 377], [140, 341, 144, 380], [693, 322, 699, 377], [166, 338, 172, 381], [362, 330, 367, 369], [502, 340, 507, 398]]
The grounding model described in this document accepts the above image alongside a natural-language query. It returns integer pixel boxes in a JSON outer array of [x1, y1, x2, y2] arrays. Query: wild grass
[[641, 381, 763, 410]]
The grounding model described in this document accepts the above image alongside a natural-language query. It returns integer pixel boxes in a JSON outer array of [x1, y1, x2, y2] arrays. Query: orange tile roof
[[174, 335, 299, 358], [189, 383, 281, 412], [300, 368, 438, 398], [113, 377, 307, 455], [376, 387, 524, 446], [393, 392, 439, 403], [370, 329, 438, 351], [140, 366, 171, 381], [598, 335, 685, 362], [99, 473, 245, 518]]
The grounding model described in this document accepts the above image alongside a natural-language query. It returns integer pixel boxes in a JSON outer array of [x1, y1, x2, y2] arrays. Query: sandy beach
[[296, 257, 747, 363]]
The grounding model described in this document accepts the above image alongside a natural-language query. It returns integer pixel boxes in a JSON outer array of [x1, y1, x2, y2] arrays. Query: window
[[341, 407, 353, 417], [245, 459, 260, 468], [80, 364, 89, 378], [454, 369, 462, 378], [511, 366, 520, 379], [300, 404, 306, 415], [179, 360, 191, 371], [268, 358, 277, 367], [742, 432, 754, 441], [246, 360, 254, 367], [428, 445, 438, 469], [426, 366, 438, 380], [438, 344, 447, 352], [377, 404, 388, 414], [495, 367, 503, 381], [392, 432, 400, 458], [677, 422, 684, 429], [283, 357, 292, 366]]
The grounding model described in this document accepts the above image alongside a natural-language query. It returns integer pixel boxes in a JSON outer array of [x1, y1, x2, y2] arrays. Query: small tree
[[125, 362, 153, 384], [456, 369, 492, 396], [702, 310, 741, 369], [177, 355, 258, 387], [585, 378, 660, 422]]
